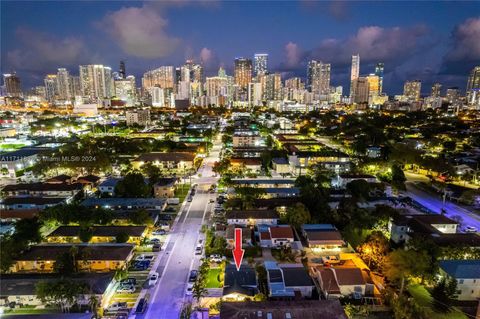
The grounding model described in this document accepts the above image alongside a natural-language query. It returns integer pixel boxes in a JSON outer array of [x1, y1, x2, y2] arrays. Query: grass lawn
[[3, 308, 61, 315], [205, 268, 223, 288], [175, 184, 191, 203], [408, 284, 468, 319]]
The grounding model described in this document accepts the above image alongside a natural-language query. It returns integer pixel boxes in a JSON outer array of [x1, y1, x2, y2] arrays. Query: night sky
[[1, 1, 479, 94]]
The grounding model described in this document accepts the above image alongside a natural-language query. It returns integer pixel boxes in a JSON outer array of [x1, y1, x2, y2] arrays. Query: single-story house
[[10, 244, 135, 273], [226, 210, 279, 226], [46, 226, 147, 245], [302, 224, 346, 252], [222, 264, 258, 301], [439, 259, 480, 301], [226, 225, 253, 249], [153, 178, 178, 198], [260, 226, 294, 248], [265, 261, 315, 299]]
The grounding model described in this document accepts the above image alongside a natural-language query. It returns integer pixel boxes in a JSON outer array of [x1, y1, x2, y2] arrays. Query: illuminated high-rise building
[[3, 73, 21, 97], [446, 87, 460, 105], [307, 60, 330, 95], [366, 74, 380, 104], [142, 66, 175, 90], [114, 75, 136, 106], [119, 60, 126, 79], [79, 64, 113, 100], [234, 58, 253, 89], [350, 54, 360, 97], [431, 82, 442, 97], [285, 77, 304, 90], [467, 66, 480, 105], [56, 68, 71, 101], [352, 76, 369, 103], [265, 73, 282, 100], [44, 74, 58, 103], [254, 53, 268, 76], [374, 62, 384, 93], [403, 80, 422, 101]]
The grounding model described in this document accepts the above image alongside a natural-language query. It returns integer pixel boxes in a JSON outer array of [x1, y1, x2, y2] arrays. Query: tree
[[78, 227, 93, 243], [234, 186, 266, 210], [115, 232, 130, 243], [179, 301, 194, 319], [431, 277, 458, 312], [357, 231, 389, 270], [391, 164, 406, 190], [346, 179, 371, 201], [383, 249, 425, 294], [88, 295, 100, 316], [128, 209, 152, 225], [36, 279, 87, 313], [192, 278, 207, 302], [13, 217, 42, 244], [114, 171, 151, 198], [282, 202, 311, 228]]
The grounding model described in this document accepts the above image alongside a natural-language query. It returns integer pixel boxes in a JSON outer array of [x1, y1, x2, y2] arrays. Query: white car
[[465, 226, 478, 233], [210, 255, 225, 263], [149, 272, 159, 286], [106, 302, 128, 312], [185, 282, 194, 295]]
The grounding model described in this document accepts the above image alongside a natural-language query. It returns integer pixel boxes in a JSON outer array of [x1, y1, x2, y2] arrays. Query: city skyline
[[1, 1, 479, 93]]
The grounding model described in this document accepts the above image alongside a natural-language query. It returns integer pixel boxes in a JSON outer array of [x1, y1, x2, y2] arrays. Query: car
[[135, 297, 148, 314], [149, 272, 159, 286], [209, 199, 215, 203], [152, 243, 162, 252], [189, 270, 198, 282], [117, 284, 135, 293], [210, 254, 225, 263], [195, 245, 202, 255], [185, 282, 194, 295], [136, 254, 154, 262], [465, 226, 478, 233], [187, 197, 193, 202], [120, 278, 136, 286], [152, 229, 166, 236], [149, 238, 161, 245], [131, 260, 150, 271], [105, 302, 128, 312]]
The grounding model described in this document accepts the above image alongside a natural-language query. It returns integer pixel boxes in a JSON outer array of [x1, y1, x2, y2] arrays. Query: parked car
[[135, 297, 148, 314], [152, 243, 162, 252], [465, 226, 478, 233], [209, 254, 225, 263], [209, 199, 215, 203], [117, 284, 135, 293], [187, 197, 193, 202], [152, 229, 166, 236], [105, 302, 128, 312], [185, 282, 194, 295], [188, 270, 198, 282], [149, 272, 159, 286], [149, 238, 161, 245], [195, 244, 202, 255], [131, 260, 150, 271], [120, 278, 136, 286], [136, 254, 154, 262]]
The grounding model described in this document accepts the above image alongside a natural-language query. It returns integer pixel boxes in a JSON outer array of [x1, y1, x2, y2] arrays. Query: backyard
[[408, 284, 467, 319]]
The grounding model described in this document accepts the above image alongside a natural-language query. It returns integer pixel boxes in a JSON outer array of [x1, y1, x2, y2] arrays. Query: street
[[404, 182, 480, 232], [134, 138, 221, 319]]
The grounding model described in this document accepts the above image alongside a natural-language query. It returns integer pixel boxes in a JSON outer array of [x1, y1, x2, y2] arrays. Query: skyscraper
[[366, 74, 380, 104], [446, 87, 460, 105], [307, 60, 330, 96], [467, 66, 480, 105], [142, 66, 175, 90], [403, 80, 422, 101], [114, 75, 136, 106], [44, 74, 57, 103], [352, 77, 369, 103], [431, 82, 442, 97], [119, 61, 126, 79], [79, 65, 113, 100], [254, 53, 268, 76], [3, 73, 21, 97], [56, 68, 71, 101], [350, 54, 360, 97], [264, 73, 282, 100], [234, 58, 253, 89], [374, 63, 384, 93]]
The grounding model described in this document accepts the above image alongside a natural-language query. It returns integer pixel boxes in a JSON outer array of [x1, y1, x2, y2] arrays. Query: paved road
[[404, 182, 480, 232], [134, 139, 221, 319]]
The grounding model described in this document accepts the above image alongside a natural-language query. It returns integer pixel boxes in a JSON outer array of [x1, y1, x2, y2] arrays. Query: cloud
[[99, 4, 181, 59], [200, 47, 213, 64], [6, 27, 93, 73], [285, 42, 302, 68], [441, 17, 480, 75], [328, 1, 349, 20], [198, 47, 220, 72], [307, 25, 430, 66]]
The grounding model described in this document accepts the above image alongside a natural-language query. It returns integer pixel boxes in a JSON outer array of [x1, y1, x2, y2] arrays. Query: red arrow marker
[[233, 228, 245, 271]]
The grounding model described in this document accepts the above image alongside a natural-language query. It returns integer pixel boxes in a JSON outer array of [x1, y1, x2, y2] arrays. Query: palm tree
[[179, 302, 194, 319], [88, 295, 99, 317]]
